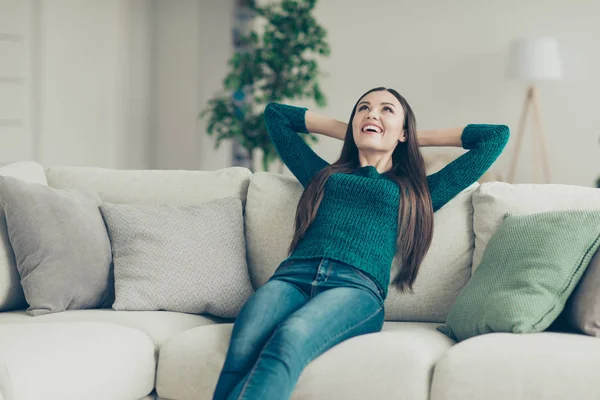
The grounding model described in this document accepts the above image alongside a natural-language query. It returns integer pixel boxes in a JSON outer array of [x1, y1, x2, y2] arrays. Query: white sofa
[[1, 161, 599, 400]]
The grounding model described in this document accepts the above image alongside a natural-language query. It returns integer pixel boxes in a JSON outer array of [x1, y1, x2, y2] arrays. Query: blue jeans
[[212, 258, 385, 400]]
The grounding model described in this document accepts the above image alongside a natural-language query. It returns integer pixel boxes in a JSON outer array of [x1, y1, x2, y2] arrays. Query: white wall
[[197, 0, 236, 171], [299, 0, 600, 186], [39, 0, 121, 167], [120, 0, 153, 169], [152, 0, 234, 170], [3, 0, 597, 185], [0, 0, 233, 170], [0, 0, 152, 169], [37, 0, 157, 170], [0, 0, 36, 165]]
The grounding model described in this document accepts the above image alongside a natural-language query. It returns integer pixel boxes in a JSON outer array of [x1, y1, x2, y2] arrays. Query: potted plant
[[200, 0, 331, 172]]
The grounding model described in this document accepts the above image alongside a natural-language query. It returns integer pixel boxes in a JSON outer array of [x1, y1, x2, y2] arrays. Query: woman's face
[[351, 90, 406, 152]]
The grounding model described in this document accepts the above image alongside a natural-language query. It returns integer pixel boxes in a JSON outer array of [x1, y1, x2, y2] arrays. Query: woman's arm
[[265, 103, 330, 187], [305, 110, 348, 141], [417, 127, 465, 147], [425, 124, 510, 212]]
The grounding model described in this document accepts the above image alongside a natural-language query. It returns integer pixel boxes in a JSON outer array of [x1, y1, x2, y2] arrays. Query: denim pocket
[[349, 266, 385, 303]]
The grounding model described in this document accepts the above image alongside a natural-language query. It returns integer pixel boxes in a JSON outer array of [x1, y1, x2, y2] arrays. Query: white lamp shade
[[507, 37, 563, 81]]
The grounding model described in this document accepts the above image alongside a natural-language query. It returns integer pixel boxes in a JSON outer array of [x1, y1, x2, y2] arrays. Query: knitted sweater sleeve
[[264, 102, 330, 188], [427, 124, 510, 212]]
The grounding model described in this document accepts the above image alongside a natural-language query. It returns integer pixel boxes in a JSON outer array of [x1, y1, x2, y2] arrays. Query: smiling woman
[[261, 86, 510, 293], [212, 86, 510, 400], [285, 87, 436, 291]]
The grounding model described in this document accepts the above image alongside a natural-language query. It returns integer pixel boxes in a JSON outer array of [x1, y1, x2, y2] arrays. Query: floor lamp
[[506, 37, 562, 184]]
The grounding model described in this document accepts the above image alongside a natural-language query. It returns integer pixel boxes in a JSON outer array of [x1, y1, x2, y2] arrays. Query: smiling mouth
[[361, 125, 383, 134]]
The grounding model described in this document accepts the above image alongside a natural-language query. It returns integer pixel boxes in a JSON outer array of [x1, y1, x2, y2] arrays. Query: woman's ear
[[398, 130, 407, 143]]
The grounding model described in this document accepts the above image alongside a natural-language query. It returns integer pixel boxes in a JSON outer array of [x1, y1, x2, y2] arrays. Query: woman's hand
[[305, 110, 347, 141], [417, 127, 465, 147]]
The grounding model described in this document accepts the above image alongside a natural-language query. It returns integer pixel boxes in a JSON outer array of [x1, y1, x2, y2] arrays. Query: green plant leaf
[[200, 0, 330, 172]]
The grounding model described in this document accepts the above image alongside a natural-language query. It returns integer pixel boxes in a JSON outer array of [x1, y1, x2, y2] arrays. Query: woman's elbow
[[492, 124, 510, 146]]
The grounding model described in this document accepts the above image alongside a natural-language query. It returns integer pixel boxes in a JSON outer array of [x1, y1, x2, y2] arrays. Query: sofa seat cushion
[[0, 322, 155, 400], [156, 321, 453, 400], [0, 309, 225, 350], [430, 332, 600, 400]]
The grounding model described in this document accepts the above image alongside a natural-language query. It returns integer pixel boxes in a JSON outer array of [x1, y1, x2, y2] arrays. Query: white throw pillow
[[0, 161, 48, 311]]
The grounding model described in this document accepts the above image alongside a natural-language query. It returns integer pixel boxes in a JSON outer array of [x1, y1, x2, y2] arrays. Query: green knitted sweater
[[264, 102, 509, 298]]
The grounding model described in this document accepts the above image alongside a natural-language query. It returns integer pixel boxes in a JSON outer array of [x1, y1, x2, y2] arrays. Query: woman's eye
[[359, 105, 368, 111], [384, 106, 393, 112]]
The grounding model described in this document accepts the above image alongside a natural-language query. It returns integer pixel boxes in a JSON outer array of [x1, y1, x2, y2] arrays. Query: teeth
[[362, 125, 382, 133]]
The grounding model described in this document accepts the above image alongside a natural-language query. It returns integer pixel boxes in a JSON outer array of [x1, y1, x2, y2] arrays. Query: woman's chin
[[356, 144, 389, 152]]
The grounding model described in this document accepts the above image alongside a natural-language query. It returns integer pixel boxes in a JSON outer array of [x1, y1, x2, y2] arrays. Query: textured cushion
[[562, 246, 600, 336], [0, 322, 155, 400], [156, 322, 453, 400], [45, 165, 252, 207], [472, 182, 600, 271], [245, 172, 477, 322], [100, 198, 253, 318], [0, 161, 47, 311], [438, 210, 600, 342], [0, 176, 112, 316], [430, 332, 600, 400], [0, 308, 224, 350]]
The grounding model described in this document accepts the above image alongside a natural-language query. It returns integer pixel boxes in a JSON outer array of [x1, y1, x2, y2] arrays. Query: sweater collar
[[354, 165, 386, 179]]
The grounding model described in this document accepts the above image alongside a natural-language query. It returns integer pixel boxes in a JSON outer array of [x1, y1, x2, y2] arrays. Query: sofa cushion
[[438, 209, 600, 342], [430, 332, 600, 400], [472, 182, 600, 271], [100, 198, 253, 319], [244, 172, 301, 289], [0, 176, 113, 316], [0, 322, 155, 400], [45, 165, 252, 207], [0, 309, 224, 350], [245, 172, 477, 322], [155, 321, 453, 400], [563, 245, 600, 336], [0, 161, 47, 312]]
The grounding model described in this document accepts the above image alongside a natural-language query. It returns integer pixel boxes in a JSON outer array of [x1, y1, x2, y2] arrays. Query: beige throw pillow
[[100, 197, 253, 318]]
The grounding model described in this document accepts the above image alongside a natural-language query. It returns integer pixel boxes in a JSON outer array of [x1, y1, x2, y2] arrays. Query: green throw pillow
[[437, 209, 600, 342]]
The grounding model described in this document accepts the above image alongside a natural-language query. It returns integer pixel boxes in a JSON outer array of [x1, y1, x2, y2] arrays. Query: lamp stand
[[506, 84, 552, 183]]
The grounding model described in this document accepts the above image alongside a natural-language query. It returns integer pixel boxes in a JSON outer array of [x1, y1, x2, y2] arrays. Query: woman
[[213, 87, 509, 400]]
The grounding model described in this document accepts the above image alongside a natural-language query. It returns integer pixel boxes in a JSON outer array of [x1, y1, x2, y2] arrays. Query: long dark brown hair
[[288, 87, 434, 292]]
